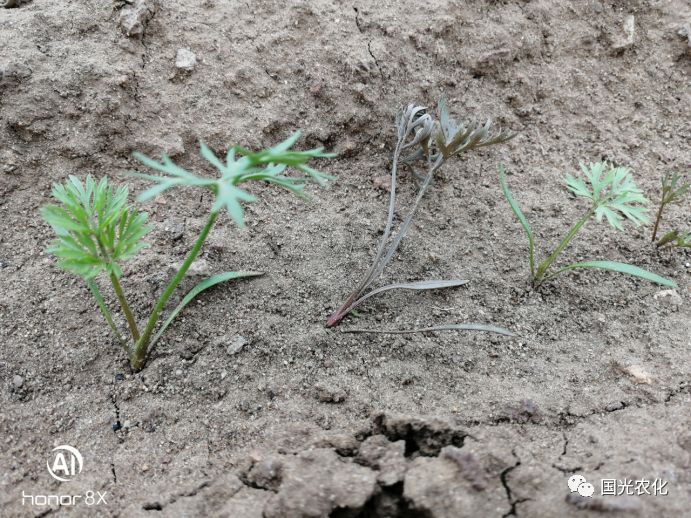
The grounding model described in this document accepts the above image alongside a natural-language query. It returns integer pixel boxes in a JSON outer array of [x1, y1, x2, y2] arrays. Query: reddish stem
[[326, 292, 359, 327]]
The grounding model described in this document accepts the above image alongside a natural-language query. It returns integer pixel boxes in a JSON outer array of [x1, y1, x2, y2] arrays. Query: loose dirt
[[1, 1, 690, 516]]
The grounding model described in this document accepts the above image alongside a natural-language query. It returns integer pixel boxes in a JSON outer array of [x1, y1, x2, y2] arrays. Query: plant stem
[[87, 278, 129, 354], [130, 211, 219, 371], [651, 201, 664, 242], [326, 138, 405, 328], [533, 206, 595, 286], [326, 155, 442, 327], [94, 237, 141, 343], [110, 273, 141, 342]]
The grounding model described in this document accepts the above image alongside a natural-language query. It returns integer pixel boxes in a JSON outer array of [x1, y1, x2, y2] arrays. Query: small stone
[[123, 420, 133, 429], [227, 336, 248, 355], [141, 464, 149, 472], [175, 48, 197, 72], [175, 369, 183, 376], [115, 373, 125, 382], [112, 421, 122, 432], [315, 382, 347, 403], [11, 375, 23, 388], [620, 364, 652, 385], [612, 15, 635, 51], [170, 258, 210, 278], [163, 218, 185, 241], [180, 349, 195, 360], [115, 74, 129, 87], [654, 289, 682, 307], [0, 149, 20, 174], [118, 0, 156, 39]]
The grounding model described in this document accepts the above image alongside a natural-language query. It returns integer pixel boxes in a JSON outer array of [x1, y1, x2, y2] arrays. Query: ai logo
[[47, 445, 83, 482]]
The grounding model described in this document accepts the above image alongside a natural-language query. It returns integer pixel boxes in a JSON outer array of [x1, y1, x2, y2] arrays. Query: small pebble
[[175, 48, 197, 72], [227, 336, 248, 355], [315, 383, 347, 403], [12, 375, 23, 388], [620, 364, 652, 385], [654, 289, 682, 307], [115, 373, 125, 382]]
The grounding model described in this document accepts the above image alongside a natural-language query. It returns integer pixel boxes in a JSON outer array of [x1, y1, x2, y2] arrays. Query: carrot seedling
[[499, 162, 677, 288], [327, 99, 514, 328], [651, 172, 689, 248], [42, 133, 334, 371], [656, 230, 691, 249]]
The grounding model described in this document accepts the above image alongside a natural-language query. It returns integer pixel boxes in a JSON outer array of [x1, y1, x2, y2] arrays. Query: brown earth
[[1, 0, 690, 517]]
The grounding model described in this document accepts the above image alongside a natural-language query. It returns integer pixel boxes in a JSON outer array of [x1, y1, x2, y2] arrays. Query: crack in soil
[[552, 463, 582, 474], [463, 385, 689, 432], [171, 481, 210, 502], [110, 393, 121, 483], [551, 432, 582, 473], [367, 41, 385, 79], [664, 381, 689, 402], [143, 480, 212, 512], [353, 6, 363, 34], [500, 450, 529, 517]]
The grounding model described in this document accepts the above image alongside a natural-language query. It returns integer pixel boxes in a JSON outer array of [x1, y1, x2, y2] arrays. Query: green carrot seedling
[[500, 162, 677, 288], [327, 99, 514, 329], [42, 133, 334, 371], [651, 172, 689, 248], [656, 230, 691, 249]]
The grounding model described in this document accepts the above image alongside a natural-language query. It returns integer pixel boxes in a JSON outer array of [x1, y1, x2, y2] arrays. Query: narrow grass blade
[[552, 261, 677, 288], [353, 279, 469, 309], [343, 323, 515, 336], [150, 271, 264, 348], [87, 279, 130, 354], [499, 165, 535, 275]]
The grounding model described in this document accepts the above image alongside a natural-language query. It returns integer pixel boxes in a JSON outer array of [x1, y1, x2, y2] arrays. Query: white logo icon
[[568, 474, 594, 497], [47, 445, 83, 482]]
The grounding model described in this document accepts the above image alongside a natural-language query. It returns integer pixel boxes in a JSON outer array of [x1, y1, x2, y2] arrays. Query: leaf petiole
[[130, 211, 219, 371]]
